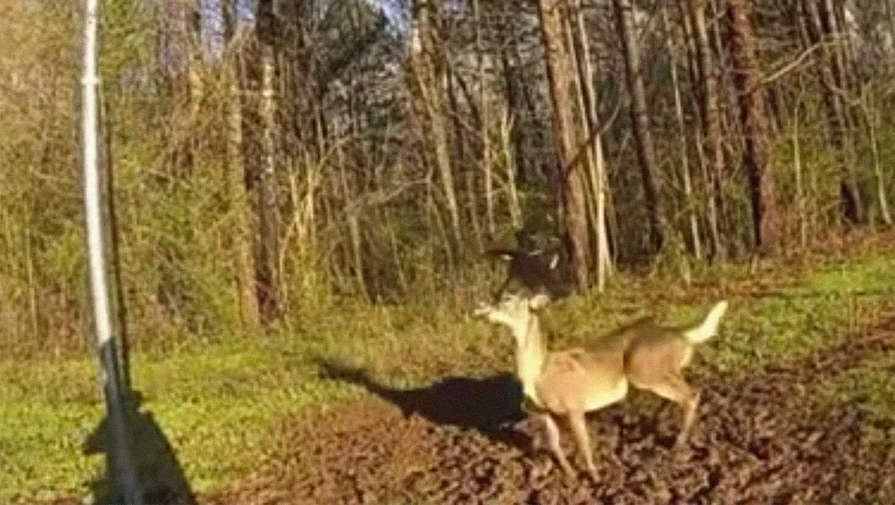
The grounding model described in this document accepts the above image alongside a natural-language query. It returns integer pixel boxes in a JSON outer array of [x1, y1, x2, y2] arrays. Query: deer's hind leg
[[635, 372, 700, 447]]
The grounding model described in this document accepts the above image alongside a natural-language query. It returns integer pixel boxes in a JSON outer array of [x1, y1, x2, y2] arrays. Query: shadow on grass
[[83, 390, 196, 505], [317, 359, 526, 436]]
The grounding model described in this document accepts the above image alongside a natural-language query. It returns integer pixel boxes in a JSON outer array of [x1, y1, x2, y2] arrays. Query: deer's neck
[[512, 314, 546, 406]]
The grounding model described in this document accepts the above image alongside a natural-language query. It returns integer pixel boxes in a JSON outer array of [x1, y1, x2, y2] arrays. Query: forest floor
[[204, 313, 895, 504], [200, 236, 895, 505], [8, 233, 895, 505]]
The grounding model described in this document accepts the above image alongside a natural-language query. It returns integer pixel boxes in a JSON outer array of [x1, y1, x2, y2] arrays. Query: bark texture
[[728, 0, 782, 253], [536, 0, 590, 289], [613, 0, 668, 251]]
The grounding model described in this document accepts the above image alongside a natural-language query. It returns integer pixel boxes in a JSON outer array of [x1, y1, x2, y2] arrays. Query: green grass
[[714, 253, 895, 369], [1, 339, 363, 502], [0, 301, 504, 502], [3, 251, 895, 503]]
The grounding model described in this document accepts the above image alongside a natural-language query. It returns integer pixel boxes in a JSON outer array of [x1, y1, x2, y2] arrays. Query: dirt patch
[[205, 319, 895, 505]]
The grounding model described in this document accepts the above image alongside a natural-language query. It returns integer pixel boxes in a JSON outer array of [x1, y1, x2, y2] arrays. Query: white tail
[[683, 301, 729, 343], [475, 295, 728, 481]]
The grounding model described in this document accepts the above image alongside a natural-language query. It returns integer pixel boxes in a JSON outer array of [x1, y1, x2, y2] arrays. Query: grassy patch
[[3, 399, 101, 503], [703, 253, 895, 373], [0, 301, 503, 502], [821, 345, 895, 456], [1, 340, 361, 502]]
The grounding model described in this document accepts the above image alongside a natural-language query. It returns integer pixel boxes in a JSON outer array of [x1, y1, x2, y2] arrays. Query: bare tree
[[408, 0, 463, 255], [225, 26, 259, 327], [613, 0, 668, 251], [803, 0, 864, 223], [474, 0, 493, 239], [571, 0, 611, 290], [257, 0, 280, 323], [684, 0, 725, 258], [663, 3, 702, 259], [859, 86, 893, 225], [536, 0, 590, 289], [728, 0, 782, 253]]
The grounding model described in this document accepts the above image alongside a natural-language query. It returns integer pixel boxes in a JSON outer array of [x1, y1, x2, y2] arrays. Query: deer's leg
[[534, 412, 574, 476], [643, 373, 700, 447], [567, 410, 598, 482]]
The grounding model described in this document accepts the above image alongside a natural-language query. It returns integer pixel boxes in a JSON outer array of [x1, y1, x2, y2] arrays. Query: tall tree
[[728, 0, 782, 253], [685, 0, 725, 258], [663, 3, 702, 259], [225, 24, 259, 328], [571, 0, 611, 290], [256, 0, 280, 323], [408, 0, 463, 256], [536, 0, 590, 289], [803, 0, 864, 223], [613, 0, 668, 251]]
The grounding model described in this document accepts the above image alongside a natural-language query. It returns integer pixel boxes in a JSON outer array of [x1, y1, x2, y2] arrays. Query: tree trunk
[[257, 0, 280, 324], [663, 3, 702, 259], [821, 0, 864, 223], [499, 110, 523, 230], [571, 0, 611, 289], [613, 0, 667, 251], [536, 0, 589, 289], [804, 0, 864, 223], [792, 95, 808, 248], [728, 0, 782, 253], [685, 0, 725, 258], [886, 0, 895, 53], [863, 89, 893, 225], [409, 1, 463, 255], [225, 48, 259, 328], [475, 0, 494, 239]]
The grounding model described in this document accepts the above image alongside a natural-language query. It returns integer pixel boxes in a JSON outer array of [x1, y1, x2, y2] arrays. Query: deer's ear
[[528, 293, 552, 310]]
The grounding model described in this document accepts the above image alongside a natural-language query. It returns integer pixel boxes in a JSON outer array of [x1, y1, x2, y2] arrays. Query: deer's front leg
[[534, 412, 574, 477]]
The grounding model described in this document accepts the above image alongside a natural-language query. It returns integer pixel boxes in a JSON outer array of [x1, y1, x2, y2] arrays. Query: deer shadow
[[317, 359, 527, 438], [83, 390, 196, 505]]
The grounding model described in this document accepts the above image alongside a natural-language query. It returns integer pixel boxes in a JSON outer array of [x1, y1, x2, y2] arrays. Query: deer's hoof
[[587, 469, 599, 483], [557, 463, 575, 479]]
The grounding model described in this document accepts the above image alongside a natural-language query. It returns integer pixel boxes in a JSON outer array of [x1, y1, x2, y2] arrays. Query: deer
[[474, 293, 728, 481], [486, 229, 573, 301]]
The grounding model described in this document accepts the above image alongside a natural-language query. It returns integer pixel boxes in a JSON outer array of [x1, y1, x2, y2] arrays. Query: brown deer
[[475, 293, 728, 480]]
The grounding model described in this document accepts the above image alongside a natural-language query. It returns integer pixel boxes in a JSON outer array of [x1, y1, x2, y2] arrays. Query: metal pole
[[81, 0, 143, 503]]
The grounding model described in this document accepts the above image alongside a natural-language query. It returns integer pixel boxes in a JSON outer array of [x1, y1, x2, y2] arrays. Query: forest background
[[3, 0, 895, 350]]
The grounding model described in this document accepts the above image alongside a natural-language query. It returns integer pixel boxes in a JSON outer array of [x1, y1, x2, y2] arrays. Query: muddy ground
[[203, 310, 895, 505]]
